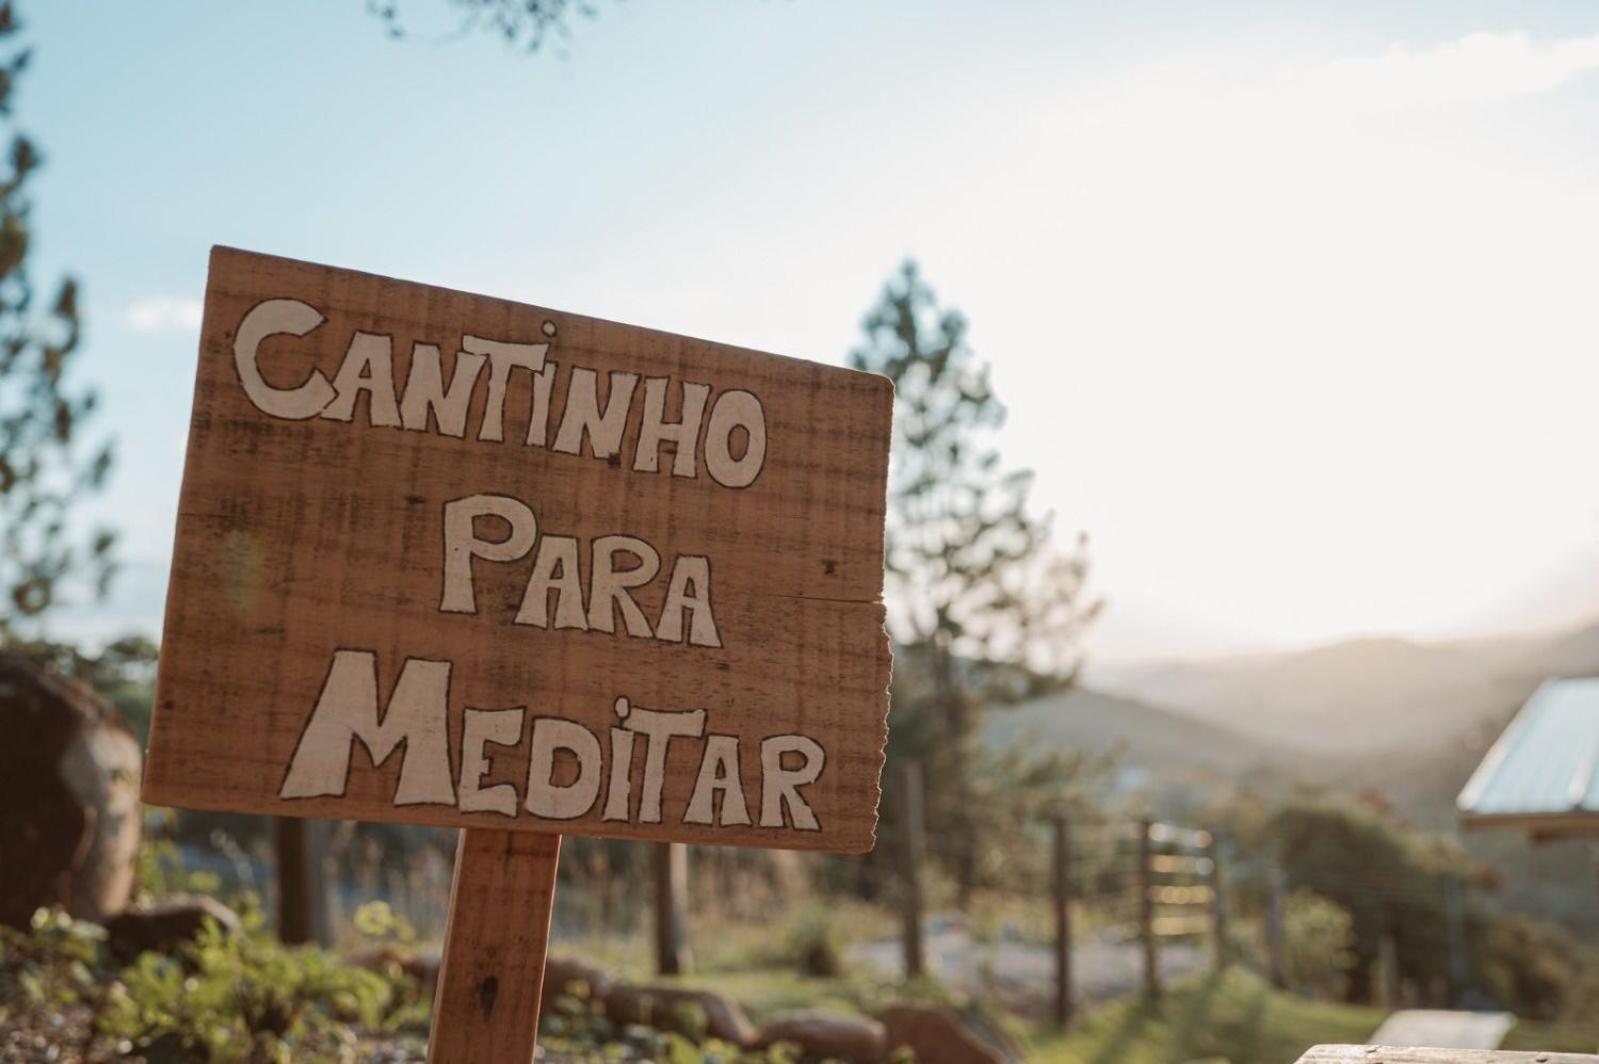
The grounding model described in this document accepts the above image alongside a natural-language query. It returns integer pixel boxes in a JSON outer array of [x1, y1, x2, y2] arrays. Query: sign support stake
[[427, 828, 562, 1062]]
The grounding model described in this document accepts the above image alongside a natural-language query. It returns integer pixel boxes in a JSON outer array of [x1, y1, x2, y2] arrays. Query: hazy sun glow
[[31, 9, 1599, 663], [937, 30, 1599, 660]]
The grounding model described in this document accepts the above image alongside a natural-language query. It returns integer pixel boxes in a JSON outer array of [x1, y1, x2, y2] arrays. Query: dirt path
[[1369, 1010, 1513, 1049], [851, 916, 1206, 1016]]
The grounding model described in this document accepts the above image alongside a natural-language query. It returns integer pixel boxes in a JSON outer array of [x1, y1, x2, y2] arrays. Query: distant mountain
[[1515, 618, 1599, 678], [1091, 624, 1599, 758], [983, 686, 1281, 776]]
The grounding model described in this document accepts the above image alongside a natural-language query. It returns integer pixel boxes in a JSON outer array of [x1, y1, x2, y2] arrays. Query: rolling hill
[[983, 686, 1282, 776]]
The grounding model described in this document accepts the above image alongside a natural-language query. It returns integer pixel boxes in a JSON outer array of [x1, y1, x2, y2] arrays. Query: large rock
[[605, 983, 755, 1046], [753, 1011, 887, 1062], [881, 1004, 1023, 1064], [0, 653, 142, 928], [347, 945, 442, 987], [541, 955, 613, 1012], [107, 894, 241, 958]]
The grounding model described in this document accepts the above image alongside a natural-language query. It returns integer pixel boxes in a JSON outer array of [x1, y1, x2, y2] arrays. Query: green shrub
[[0, 908, 107, 1017], [784, 911, 848, 978], [96, 899, 418, 1061], [1285, 889, 1356, 999]]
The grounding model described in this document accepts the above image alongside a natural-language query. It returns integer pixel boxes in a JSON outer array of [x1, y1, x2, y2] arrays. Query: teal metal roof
[[1458, 677, 1599, 830]]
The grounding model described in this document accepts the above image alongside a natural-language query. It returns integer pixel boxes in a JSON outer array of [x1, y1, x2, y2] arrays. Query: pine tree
[[0, 2, 115, 637], [850, 260, 1099, 902]]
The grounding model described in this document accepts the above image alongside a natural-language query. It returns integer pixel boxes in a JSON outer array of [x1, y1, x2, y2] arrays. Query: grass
[[1501, 1019, 1599, 1053], [1029, 968, 1384, 1064]]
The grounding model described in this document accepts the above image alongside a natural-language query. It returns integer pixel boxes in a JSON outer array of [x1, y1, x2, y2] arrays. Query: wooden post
[[1379, 931, 1400, 1010], [898, 761, 926, 980], [653, 842, 692, 976], [1266, 863, 1288, 989], [1208, 833, 1227, 970], [1444, 872, 1467, 1005], [1138, 817, 1160, 998], [274, 817, 329, 946], [428, 829, 561, 1063], [1052, 816, 1073, 1026]]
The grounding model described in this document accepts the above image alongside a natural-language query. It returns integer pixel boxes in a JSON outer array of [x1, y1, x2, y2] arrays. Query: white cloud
[[1282, 31, 1599, 111], [124, 296, 203, 334]]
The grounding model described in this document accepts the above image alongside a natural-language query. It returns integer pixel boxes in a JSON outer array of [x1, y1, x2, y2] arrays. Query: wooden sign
[[141, 247, 893, 1059]]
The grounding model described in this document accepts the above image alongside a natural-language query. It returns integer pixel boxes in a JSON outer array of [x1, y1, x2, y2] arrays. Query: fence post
[[1379, 930, 1400, 1009], [1265, 863, 1287, 989], [898, 761, 926, 980], [1208, 832, 1227, 970], [1444, 872, 1468, 1005], [1052, 816, 1072, 1026], [275, 817, 329, 946], [653, 842, 692, 975], [1138, 817, 1160, 998]]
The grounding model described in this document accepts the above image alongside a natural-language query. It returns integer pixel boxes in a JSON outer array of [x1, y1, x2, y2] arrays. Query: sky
[[24, 0, 1599, 662]]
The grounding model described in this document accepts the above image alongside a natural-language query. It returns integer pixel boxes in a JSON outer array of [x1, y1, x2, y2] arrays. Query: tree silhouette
[[851, 260, 1099, 901], [0, 2, 114, 638]]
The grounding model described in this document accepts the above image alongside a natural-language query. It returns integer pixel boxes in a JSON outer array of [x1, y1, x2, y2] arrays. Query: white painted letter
[[232, 298, 334, 420], [551, 368, 639, 459], [280, 651, 454, 806], [400, 344, 487, 438], [514, 534, 587, 630], [321, 331, 401, 427], [440, 495, 537, 614], [684, 735, 750, 826], [705, 389, 767, 488], [467, 336, 549, 443], [759, 734, 824, 830], [526, 360, 557, 446], [603, 726, 635, 822], [634, 377, 710, 477], [622, 703, 707, 823], [458, 707, 525, 817], [655, 556, 721, 647], [588, 535, 659, 638], [525, 718, 603, 820]]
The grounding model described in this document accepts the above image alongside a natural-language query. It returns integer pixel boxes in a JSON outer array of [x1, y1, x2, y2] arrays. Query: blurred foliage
[[0, 1, 115, 638], [1283, 889, 1356, 1000], [368, 0, 606, 52], [350, 899, 416, 948], [135, 817, 224, 905], [1, 899, 429, 1062], [782, 909, 848, 979], [0, 907, 106, 1025], [1271, 799, 1468, 1003], [1480, 913, 1592, 1023], [99, 899, 410, 1062], [1030, 967, 1385, 1064]]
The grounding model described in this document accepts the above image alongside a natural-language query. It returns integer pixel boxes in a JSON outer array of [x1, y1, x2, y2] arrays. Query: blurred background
[[4, 1, 1599, 1060]]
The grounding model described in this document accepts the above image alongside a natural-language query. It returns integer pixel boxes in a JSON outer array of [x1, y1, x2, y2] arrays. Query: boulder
[[753, 1010, 887, 1062], [541, 955, 613, 1012], [346, 945, 440, 987], [881, 1004, 1023, 1064], [0, 653, 142, 928], [605, 983, 755, 1046], [106, 894, 241, 958]]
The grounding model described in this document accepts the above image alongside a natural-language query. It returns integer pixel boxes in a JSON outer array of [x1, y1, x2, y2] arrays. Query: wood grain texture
[[1296, 1047, 1599, 1063], [143, 247, 893, 853], [428, 829, 560, 1063]]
